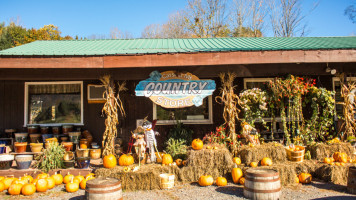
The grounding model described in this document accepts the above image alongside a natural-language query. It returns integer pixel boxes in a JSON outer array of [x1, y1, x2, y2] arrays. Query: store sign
[[135, 71, 216, 108]]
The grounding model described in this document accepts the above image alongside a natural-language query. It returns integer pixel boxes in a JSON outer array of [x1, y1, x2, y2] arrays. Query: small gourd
[[0, 181, 5, 192], [175, 159, 183, 167], [21, 183, 36, 196], [192, 139, 203, 150], [8, 181, 23, 195], [85, 173, 95, 180], [198, 175, 214, 186], [215, 177, 227, 186], [232, 157, 241, 165], [239, 177, 245, 185], [51, 172, 63, 185], [63, 172, 74, 184], [74, 173, 85, 183], [46, 176, 56, 189], [36, 178, 48, 192], [66, 177, 79, 193], [298, 172, 312, 184], [103, 154, 117, 168], [2, 177, 16, 190], [250, 162, 258, 167], [261, 157, 273, 166], [36, 173, 48, 179], [162, 154, 173, 165], [323, 157, 332, 164], [231, 164, 243, 184]]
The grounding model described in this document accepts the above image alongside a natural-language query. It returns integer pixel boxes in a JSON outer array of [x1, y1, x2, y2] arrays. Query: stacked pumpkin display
[[0, 171, 95, 196], [323, 152, 352, 166]]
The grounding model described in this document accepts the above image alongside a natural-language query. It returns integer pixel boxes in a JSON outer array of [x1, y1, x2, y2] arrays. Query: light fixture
[[325, 64, 337, 75]]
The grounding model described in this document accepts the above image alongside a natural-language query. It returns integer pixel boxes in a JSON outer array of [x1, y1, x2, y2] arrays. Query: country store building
[[0, 37, 355, 150]]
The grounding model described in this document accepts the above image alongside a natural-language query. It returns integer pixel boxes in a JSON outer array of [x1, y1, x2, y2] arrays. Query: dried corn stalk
[[215, 72, 241, 156], [339, 74, 356, 140], [101, 75, 127, 156]]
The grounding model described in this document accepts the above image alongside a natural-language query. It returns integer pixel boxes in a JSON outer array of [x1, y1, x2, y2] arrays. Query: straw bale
[[237, 143, 287, 164], [307, 142, 355, 160], [315, 163, 351, 185]]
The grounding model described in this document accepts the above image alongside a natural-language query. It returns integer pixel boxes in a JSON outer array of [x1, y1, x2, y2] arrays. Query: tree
[[268, 0, 317, 37], [184, 0, 230, 38], [345, 2, 356, 24], [110, 27, 133, 39], [231, 0, 265, 37]]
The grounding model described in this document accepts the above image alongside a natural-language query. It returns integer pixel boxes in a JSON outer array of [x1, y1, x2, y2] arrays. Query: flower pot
[[14, 142, 27, 153], [30, 143, 43, 153], [14, 133, 28, 143], [89, 148, 101, 159], [15, 155, 33, 170], [63, 160, 75, 169], [42, 134, 54, 142], [45, 137, 57, 143], [76, 149, 89, 158], [62, 142, 73, 151], [76, 157, 90, 169], [0, 154, 14, 170], [29, 133, 42, 143], [64, 151, 74, 161]]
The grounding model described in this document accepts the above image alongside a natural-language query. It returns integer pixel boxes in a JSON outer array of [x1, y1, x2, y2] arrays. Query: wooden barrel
[[85, 177, 122, 200], [347, 166, 356, 194], [285, 146, 305, 162], [244, 168, 281, 200]]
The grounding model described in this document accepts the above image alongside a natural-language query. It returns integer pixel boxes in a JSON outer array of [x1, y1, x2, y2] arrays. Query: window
[[244, 78, 273, 89], [332, 77, 356, 120], [25, 81, 83, 125], [153, 96, 213, 125]]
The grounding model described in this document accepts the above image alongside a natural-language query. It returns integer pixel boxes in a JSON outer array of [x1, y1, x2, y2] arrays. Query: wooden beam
[[0, 49, 355, 69]]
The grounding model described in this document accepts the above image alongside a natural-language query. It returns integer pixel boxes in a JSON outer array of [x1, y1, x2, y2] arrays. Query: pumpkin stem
[[234, 163, 237, 168]]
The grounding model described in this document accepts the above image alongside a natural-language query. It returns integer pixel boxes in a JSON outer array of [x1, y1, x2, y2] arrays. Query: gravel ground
[[1, 180, 355, 200]]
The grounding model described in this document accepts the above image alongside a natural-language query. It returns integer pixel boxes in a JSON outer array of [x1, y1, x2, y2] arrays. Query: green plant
[[165, 138, 187, 160], [167, 120, 193, 145], [34, 142, 65, 172], [239, 88, 268, 127]]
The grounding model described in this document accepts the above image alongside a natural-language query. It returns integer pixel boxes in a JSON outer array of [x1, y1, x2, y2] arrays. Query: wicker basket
[[285, 146, 305, 162]]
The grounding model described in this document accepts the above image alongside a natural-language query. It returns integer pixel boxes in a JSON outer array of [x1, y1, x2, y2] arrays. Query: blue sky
[[1, 0, 355, 38]]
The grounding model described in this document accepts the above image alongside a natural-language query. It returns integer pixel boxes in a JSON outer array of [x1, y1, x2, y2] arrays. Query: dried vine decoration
[[100, 75, 127, 156], [215, 72, 241, 156], [338, 74, 356, 140]]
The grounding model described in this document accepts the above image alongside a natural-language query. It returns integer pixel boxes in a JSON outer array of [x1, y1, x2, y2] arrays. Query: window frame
[[243, 78, 273, 89], [332, 77, 356, 121], [153, 96, 213, 125], [24, 81, 84, 126]]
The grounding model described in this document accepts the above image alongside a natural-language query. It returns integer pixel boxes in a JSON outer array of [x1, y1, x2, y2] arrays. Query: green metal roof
[[0, 37, 356, 56]]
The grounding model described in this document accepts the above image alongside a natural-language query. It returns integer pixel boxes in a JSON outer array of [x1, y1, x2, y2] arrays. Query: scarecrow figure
[[142, 118, 160, 163], [241, 121, 260, 145], [132, 126, 146, 164]]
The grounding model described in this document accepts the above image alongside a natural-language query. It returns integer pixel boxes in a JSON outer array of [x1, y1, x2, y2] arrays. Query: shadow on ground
[[310, 181, 348, 194], [215, 186, 245, 198], [69, 195, 85, 200], [312, 196, 356, 200]]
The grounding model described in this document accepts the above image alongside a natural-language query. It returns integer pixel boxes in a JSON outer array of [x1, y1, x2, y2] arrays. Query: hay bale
[[308, 143, 355, 160], [315, 164, 350, 185], [237, 143, 287, 164]]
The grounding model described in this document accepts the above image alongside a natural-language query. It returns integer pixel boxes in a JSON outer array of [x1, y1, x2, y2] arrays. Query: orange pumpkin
[[175, 159, 183, 167], [36, 178, 48, 192], [80, 144, 87, 149], [0, 176, 4, 182], [298, 172, 312, 184], [66, 178, 79, 193], [155, 152, 165, 163], [21, 183, 36, 196], [198, 175, 214, 186], [103, 154, 117, 168], [8, 182, 23, 195], [239, 177, 245, 185], [192, 139, 203, 150], [232, 165, 243, 184], [295, 175, 300, 184], [0, 181, 5, 192], [23, 174, 33, 184], [333, 152, 348, 163], [36, 173, 48, 179], [233, 157, 241, 165], [74, 173, 85, 183], [162, 154, 173, 165], [63, 173, 74, 184], [46, 177, 56, 189], [2, 177, 16, 190], [85, 173, 95, 180], [323, 157, 331, 164], [182, 160, 187, 166], [250, 162, 258, 167], [261, 157, 273, 166], [216, 177, 227, 186], [51, 172, 63, 185], [118, 154, 134, 166]]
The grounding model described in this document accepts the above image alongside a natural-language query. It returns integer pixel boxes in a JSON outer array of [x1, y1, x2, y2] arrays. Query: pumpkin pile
[[0, 172, 96, 196], [323, 152, 352, 166]]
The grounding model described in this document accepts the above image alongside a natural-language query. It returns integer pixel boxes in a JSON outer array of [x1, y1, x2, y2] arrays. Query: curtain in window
[[29, 84, 80, 94]]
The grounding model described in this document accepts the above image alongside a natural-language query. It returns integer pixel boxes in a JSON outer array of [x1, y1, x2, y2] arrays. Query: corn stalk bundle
[[215, 72, 241, 156], [100, 75, 126, 156], [339, 75, 356, 140]]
